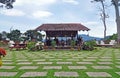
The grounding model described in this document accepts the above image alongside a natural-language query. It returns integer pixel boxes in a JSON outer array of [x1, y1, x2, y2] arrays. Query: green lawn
[[0, 48, 120, 78]]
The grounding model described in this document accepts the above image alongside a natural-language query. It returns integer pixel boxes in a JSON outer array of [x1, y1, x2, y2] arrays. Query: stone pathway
[[1, 49, 120, 77], [86, 72, 112, 77], [19, 66, 39, 69], [21, 72, 47, 77], [54, 72, 79, 77], [0, 72, 18, 77]]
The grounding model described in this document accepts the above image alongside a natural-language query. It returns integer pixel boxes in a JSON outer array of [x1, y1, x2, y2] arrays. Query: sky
[[0, 0, 118, 38]]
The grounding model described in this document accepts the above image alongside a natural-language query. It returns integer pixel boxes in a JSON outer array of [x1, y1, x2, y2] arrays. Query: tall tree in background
[[92, 0, 108, 38], [24, 30, 42, 41], [111, 0, 120, 44], [7, 29, 21, 41], [0, 0, 15, 9]]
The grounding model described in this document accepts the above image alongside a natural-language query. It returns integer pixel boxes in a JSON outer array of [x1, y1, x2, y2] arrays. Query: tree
[[24, 30, 42, 41], [0, 0, 15, 9], [7, 29, 21, 41], [1, 31, 7, 40], [111, 0, 120, 44], [91, 0, 108, 38]]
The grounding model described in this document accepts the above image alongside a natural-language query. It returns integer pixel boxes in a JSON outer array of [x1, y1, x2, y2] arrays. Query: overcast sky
[[0, 0, 118, 38]]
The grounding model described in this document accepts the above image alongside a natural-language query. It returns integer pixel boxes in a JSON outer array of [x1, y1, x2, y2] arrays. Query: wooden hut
[[35, 23, 90, 49]]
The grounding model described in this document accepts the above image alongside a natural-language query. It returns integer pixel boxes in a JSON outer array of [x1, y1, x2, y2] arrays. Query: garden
[[0, 47, 120, 78]]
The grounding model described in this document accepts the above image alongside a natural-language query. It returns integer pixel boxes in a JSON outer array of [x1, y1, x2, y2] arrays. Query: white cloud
[[0, 9, 25, 16], [14, 0, 56, 6], [62, 0, 79, 5], [32, 11, 53, 19]]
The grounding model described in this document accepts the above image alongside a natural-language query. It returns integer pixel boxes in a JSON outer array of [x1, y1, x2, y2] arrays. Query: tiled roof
[[36, 23, 90, 31]]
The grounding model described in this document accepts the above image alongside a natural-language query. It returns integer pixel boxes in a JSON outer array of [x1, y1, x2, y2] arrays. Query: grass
[[0, 47, 120, 78]]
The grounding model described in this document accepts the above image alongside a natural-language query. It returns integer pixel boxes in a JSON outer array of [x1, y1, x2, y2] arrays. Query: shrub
[[70, 40, 76, 47], [83, 40, 97, 51], [27, 41, 36, 51]]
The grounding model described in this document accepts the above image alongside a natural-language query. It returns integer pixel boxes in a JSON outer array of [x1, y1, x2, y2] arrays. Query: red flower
[[0, 48, 7, 57]]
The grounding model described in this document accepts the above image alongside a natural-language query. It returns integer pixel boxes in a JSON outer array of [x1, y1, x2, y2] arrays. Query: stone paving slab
[[2, 60, 12, 62], [21, 72, 47, 77], [0, 72, 18, 77], [17, 62, 32, 65], [77, 62, 93, 64], [17, 60, 29, 62], [97, 62, 113, 64], [116, 72, 120, 75], [92, 66, 112, 69], [72, 57, 84, 59], [68, 66, 87, 69], [33, 59, 46, 62], [66, 59, 79, 61], [57, 62, 72, 64], [87, 57, 98, 59], [49, 59, 62, 61], [116, 62, 120, 64], [116, 59, 120, 61], [83, 59, 96, 61], [43, 66, 62, 69], [99, 59, 112, 61], [37, 62, 53, 64], [44, 57, 55, 58], [101, 57, 112, 59], [86, 72, 112, 77], [19, 66, 39, 69], [115, 66, 120, 68], [3, 62, 13, 65], [0, 66, 15, 69], [54, 72, 79, 77]]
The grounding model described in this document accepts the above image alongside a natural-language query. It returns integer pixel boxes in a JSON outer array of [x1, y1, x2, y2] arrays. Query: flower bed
[[0, 48, 7, 66]]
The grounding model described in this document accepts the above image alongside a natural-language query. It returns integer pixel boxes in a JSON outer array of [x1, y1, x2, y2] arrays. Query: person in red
[[0, 48, 7, 66]]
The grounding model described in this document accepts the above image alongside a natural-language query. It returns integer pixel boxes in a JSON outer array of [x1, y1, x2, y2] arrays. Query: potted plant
[[0, 48, 7, 67]]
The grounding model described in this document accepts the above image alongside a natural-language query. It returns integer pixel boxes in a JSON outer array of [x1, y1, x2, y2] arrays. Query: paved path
[[0, 49, 120, 77]]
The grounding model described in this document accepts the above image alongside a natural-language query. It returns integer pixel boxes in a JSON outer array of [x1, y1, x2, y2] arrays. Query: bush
[[83, 40, 97, 51], [51, 40, 56, 47], [27, 41, 36, 51], [70, 40, 76, 47]]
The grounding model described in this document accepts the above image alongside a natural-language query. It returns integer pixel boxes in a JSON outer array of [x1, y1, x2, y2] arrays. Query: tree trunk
[[116, 17, 120, 43], [113, 0, 120, 44], [101, 1, 107, 38]]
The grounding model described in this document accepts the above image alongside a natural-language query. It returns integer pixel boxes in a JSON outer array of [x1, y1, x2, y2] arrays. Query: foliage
[[51, 40, 56, 47], [27, 41, 36, 51], [24, 30, 42, 41], [0, 33, 2, 41], [83, 40, 97, 50], [70, 40, 76, 47], [7, 29, 21, 42], [106, 34, 118, 41], [0, 0, 15, 9], [0, 41, 7, 47]]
